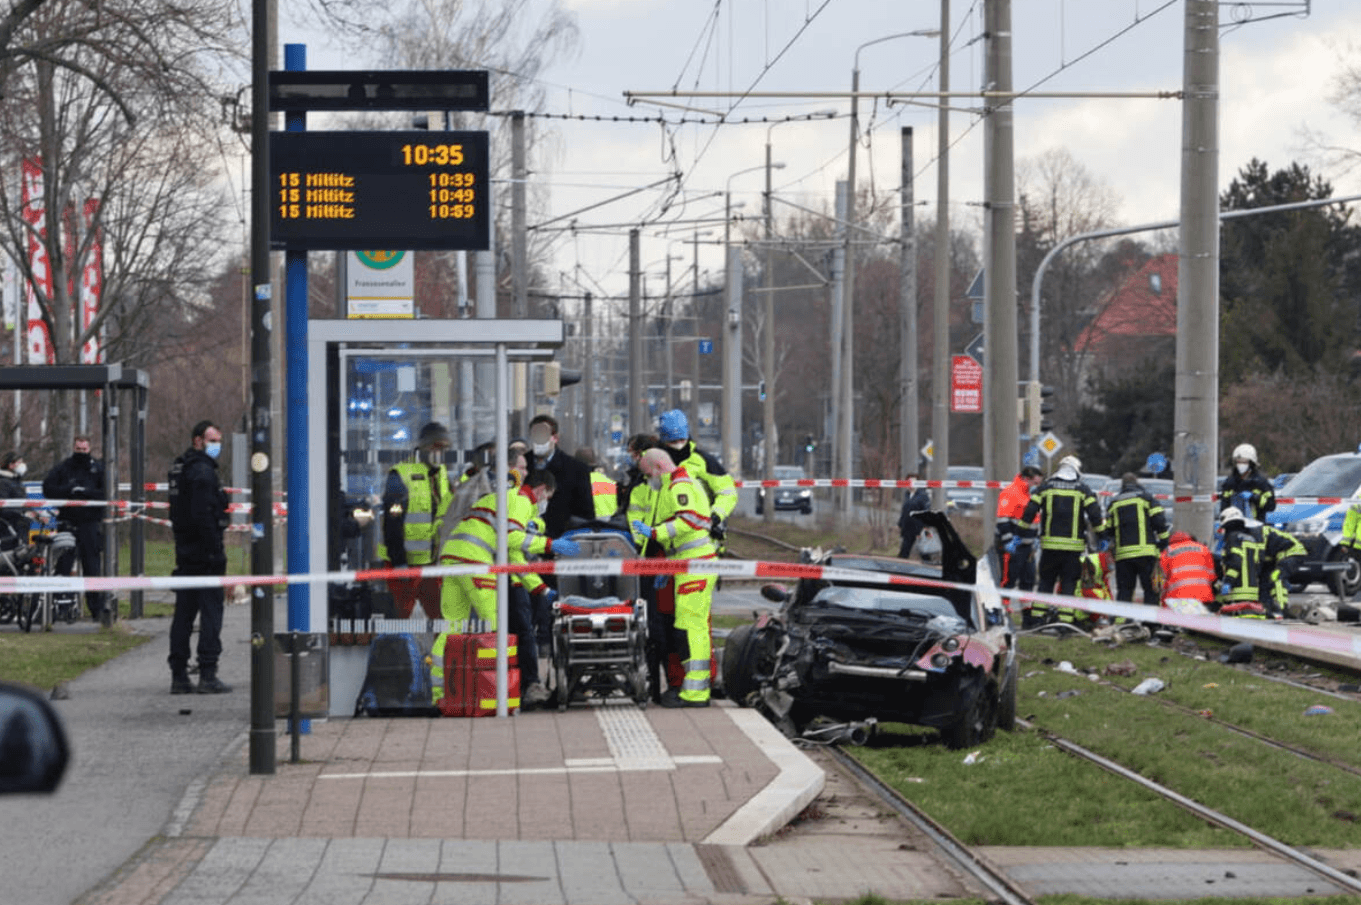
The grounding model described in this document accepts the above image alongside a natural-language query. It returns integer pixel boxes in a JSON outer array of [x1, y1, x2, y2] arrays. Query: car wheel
[[996, 658, 1018, 732], [720, 623, 759, 705], [1328, 546, 1361, 599], [941, 678, 998, 750]]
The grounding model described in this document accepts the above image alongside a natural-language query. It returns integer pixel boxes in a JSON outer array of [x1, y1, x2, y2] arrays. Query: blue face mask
[[205, 442, 222, 460]]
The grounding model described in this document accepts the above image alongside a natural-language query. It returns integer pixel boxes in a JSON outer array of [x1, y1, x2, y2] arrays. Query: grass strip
[[1019, 634, 1361, 770], [0, 626, 150, 690], [853, 723, 1243, 848]]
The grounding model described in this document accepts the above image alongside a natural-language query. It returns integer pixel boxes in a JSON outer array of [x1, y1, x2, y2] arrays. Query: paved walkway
[[5, 595, 824, 905]]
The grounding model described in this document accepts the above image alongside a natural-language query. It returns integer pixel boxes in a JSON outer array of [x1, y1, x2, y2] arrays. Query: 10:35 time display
[[401, 143, 464, 166]]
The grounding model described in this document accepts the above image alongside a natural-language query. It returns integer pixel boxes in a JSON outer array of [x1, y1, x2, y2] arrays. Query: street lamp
[[841, 28, 940, 519]]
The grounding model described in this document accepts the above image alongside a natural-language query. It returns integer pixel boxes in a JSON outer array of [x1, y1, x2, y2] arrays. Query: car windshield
[[1280, 456, 1361, 498], [811, 585, 963, 624], [773, 466, 805, 480]]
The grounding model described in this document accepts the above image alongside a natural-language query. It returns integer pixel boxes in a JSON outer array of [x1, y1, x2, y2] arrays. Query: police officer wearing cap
[[1219, 443, 1275, 522], [379, 422, 453, 619]]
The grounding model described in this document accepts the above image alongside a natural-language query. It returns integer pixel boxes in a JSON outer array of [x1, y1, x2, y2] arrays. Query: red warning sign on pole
[[950, 354, 982, 413]]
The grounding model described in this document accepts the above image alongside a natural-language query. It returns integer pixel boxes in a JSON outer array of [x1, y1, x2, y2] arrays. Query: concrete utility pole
[[511, 111, 527, 319], [899, 126, 919, 479], [1174, 0, 1220, 542], [763, 139, 777, 522], [628, 229, 643, 437], [583, 290, 594, 449], [982, 0, 1019, 519], [829, 181, 847, 483], [839, 66, 860, 520], [722, 245, 742, 477], [930, 0, 951, 510]]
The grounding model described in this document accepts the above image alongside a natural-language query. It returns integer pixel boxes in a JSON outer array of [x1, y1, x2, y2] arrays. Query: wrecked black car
[[722, 511, 1017, 748]]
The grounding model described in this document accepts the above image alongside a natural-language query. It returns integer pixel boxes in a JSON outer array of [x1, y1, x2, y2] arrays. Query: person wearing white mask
[[522, 414, 594, 540], [0, 452, 31, 545], [43, 434, 107, 621], [167, 420, 231, 694], [1218, 442, 1275, 522]]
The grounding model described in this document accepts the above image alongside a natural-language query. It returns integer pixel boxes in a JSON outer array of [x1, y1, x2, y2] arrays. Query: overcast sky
[[287, 1, 1361, 302]]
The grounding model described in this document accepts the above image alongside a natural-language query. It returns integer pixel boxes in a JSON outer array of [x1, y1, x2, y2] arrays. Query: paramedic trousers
[[674, 573, 715, 704]]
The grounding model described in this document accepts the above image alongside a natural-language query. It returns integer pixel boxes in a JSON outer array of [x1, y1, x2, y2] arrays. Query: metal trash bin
[[273, 632, 330, 719]]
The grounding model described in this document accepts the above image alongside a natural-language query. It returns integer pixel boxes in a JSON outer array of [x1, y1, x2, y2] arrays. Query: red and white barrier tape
[[2, 556, 1356, 660]]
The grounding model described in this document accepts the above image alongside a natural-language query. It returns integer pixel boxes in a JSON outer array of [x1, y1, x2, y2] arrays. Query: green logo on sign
[[356, 250, 405, 270]]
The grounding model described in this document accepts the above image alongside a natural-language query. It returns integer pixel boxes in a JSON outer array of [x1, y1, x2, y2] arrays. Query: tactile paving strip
[[595, 703, 675, 769]]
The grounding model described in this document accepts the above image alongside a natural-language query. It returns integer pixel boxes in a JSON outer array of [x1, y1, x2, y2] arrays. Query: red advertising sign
[[951, 354, 983, 413]]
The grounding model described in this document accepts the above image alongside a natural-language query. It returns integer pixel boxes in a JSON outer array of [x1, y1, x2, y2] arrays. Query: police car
[[1265, 451, 1361, 596]]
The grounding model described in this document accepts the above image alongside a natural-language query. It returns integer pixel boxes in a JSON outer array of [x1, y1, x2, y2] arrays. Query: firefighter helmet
[[1231, 443, 1257, 466]]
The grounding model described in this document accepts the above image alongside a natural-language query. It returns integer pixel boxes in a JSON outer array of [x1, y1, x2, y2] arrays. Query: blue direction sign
[[1145, 452, 1169, 476], [699, 339, 714, 355], [964, 332, 985, 365]]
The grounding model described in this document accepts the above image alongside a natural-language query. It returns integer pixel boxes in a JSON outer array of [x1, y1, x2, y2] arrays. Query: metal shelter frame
[[0, 364, 150, 617], [307, 319, 563, 717]]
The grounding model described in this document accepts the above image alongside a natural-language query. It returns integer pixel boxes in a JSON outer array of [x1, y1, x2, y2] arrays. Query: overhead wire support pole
[[931, 0, 949, 510], [248, 0, 275, 776]]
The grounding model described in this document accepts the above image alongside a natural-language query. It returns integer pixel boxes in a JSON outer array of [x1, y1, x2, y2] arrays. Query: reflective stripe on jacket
[[1021, 479, 1102, 552], [645, 467, 716, 561], [378, 461, 451, 565], [1104, 486, 1170, 560], [1160, 535, 1216, 603], [672, 441, 737, 521], [590, 470, 618, 519]]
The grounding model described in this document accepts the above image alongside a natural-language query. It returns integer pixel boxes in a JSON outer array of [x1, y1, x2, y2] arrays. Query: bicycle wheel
[[0, 593, 17, 624]]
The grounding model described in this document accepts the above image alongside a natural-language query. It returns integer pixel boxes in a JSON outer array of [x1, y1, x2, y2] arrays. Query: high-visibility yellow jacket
[[668, 441, 737, 521], [590, 470, 618, 519], [439, 486, 551, 595], [643, 466, 716, 561], [379, 461, 451, 565], [1342, 500, 1361, 549], [626, 479, 656, 552]]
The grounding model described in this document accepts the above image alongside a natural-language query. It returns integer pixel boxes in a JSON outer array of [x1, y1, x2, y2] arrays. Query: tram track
[[822, 744, 1038, 905]]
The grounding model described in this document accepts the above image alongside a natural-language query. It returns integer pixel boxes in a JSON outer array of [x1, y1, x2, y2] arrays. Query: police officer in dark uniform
[[43, 436, 106, 620], [1021, 455, 1105, 603], [167, 420, 231, 694]]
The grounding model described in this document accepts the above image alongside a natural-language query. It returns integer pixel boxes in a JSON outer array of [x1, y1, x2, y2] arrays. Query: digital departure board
[[269, 130, 490, 251]]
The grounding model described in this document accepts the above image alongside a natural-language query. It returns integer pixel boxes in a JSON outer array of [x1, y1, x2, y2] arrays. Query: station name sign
[[269, 130, 490, 251]]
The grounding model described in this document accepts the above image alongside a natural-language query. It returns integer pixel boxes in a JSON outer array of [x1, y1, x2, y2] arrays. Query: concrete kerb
[[704, 706, 825, 846]]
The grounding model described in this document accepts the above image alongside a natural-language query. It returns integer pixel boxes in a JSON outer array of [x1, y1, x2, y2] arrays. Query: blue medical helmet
[[657, 409, 689, 443]]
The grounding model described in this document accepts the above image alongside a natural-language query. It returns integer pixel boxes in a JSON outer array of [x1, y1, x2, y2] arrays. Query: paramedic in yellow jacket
[[430, 470, 581, 706], [379, 422, 453, 619], [631, 447, 716, 708]]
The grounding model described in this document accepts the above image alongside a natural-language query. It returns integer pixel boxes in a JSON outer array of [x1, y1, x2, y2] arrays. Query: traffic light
[[758, 379, 767, 402], [804, 433, 816, 453], [1025, 381, 1055, 436]]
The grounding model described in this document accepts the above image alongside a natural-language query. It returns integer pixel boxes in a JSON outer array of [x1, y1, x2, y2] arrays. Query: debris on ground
[[1131, 678, 1166, 696], [1304, 704, 1335, 716], [1104, 660, 1138, 677]]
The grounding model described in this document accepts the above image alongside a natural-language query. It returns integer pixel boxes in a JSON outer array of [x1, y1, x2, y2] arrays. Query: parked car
[[1266, 452, 1361, 596], [721, 511, 1016, 749], [755, 465, 813, 515], [945, 465, 985, 514]]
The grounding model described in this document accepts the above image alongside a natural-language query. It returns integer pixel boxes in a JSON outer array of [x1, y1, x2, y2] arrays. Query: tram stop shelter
[[306, 318, 563, 716], [0, 364, 150, 620]]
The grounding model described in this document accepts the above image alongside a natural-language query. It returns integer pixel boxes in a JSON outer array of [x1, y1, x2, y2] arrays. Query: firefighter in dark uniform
[[1217, 506, 1305, 619], [1218, 442, 1275, 521], [1104, 473, 1171, 603], [1020, 455, 1105, 621]]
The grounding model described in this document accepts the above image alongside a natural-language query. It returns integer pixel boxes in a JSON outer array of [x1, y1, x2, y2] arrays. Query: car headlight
[[1287, 518, 1329, 535], [799, 489, 811, 498], [930, 653, 951, 669], [941, 636, 960, 652]]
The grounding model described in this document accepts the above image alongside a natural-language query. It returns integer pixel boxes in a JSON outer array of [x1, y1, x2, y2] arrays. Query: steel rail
[[1018, 719, 1361, 895], [827, 746, 1037, 905]]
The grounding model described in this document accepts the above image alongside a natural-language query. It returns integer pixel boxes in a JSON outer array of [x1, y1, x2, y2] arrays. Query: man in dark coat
[[167, 420, 231, 694], [42, 436, 106, 620], [897, 475, 932, 559], [523, 414, 594, 538]]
